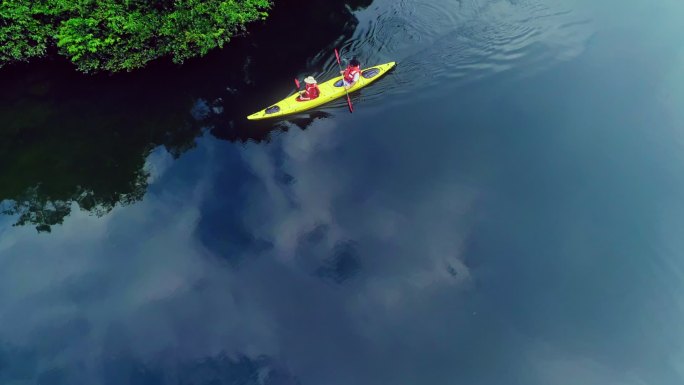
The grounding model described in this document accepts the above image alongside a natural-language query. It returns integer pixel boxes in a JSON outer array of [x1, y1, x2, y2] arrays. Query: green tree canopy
[[0, 0, 270, 72]]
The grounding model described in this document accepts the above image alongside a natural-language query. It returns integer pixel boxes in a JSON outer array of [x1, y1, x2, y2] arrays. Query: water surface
[[1, 0, 683, 384]]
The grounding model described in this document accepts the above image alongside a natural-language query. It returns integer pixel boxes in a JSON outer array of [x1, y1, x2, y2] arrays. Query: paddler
[[299, 76, 320, 101], [341, 58, 361, 89]]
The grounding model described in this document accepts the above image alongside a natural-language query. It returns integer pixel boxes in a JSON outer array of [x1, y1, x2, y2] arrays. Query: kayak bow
[[247, 61, 396, 120]]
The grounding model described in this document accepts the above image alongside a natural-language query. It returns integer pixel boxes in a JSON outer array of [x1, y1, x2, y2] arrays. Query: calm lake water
[[1, 0, 683, 384]]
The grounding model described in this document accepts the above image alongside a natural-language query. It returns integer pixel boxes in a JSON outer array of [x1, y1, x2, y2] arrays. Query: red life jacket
[[343, 65, 360, 83], [304, 83, 319, 99]]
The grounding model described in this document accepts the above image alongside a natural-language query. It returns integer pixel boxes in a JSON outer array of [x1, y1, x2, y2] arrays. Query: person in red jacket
[[299, 76, 320, 101], [341, 58, 361, 89]]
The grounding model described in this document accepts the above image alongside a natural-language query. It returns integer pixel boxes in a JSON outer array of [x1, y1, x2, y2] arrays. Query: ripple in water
[[337, 0, 594, 105]]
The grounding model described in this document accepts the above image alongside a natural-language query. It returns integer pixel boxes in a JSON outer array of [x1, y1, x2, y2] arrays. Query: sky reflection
[[1, 0, 684, 384]]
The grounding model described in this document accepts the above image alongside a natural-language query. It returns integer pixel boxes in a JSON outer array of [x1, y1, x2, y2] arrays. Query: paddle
[[334, 48, 354, 113], [294, 78, 301, 89]]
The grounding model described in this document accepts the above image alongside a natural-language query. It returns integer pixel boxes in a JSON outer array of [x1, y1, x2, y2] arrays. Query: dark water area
[[1, 0, 684, 384]]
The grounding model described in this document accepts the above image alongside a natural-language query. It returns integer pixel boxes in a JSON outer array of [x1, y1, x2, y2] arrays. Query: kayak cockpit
[[265, 105, 280, 114]]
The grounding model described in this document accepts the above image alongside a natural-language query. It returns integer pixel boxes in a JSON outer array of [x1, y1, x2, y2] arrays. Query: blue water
[[1, 0, 683, 384]]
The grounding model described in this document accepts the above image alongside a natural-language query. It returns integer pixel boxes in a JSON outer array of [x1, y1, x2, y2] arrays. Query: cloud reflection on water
[[2, 0, 684, 384], [0, 121, 478, 384]]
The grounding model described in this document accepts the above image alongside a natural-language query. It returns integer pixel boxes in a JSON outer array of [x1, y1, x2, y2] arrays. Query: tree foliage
[[0, 0, 270, 72]]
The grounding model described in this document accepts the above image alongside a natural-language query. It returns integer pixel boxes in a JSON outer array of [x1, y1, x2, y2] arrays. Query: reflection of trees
[[0, 63, 202, 232], [0, 0, 375, 232]]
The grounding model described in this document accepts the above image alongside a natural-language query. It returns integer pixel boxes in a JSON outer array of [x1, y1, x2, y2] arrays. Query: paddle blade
[[294, 78, 300, 89], [346, 95, 353, 113], [334, 48, 341, 64]]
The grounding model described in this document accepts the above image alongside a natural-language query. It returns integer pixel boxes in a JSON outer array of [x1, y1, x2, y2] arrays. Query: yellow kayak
[[247, 61, 396, 120]]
